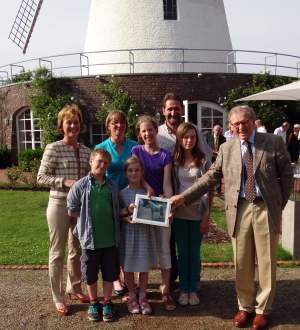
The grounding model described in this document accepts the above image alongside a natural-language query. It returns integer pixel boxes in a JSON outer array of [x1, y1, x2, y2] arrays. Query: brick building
[[0, 72, 252, 158]]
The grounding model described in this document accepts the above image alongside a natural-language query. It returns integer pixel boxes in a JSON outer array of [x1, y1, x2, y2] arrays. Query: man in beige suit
[[171, 105, 293, 330]]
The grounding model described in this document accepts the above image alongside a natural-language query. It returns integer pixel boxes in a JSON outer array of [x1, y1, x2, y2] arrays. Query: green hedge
[[0, 145, 12, 169], [18, 148, 44, 171]]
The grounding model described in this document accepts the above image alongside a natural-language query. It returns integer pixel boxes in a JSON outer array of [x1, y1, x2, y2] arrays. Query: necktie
[[214, 136, 219, 150], [244, 141, 256, 202]]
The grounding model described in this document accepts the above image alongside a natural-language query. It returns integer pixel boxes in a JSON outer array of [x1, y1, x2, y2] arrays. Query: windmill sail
[[8, 0, 44, 54]]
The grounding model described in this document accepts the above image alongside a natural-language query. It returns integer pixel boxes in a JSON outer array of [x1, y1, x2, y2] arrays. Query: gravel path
[[1, 267, 300, 329]]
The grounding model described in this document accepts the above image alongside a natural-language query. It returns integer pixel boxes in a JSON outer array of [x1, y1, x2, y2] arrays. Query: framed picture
[[132, 194, 171, 227]]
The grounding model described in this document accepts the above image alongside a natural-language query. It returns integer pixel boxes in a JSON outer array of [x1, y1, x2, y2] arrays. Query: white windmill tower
[[9, 0, 233, 74], [84, 0, 233, 74]]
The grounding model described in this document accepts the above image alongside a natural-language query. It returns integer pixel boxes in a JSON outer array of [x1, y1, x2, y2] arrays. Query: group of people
[[273, 121, 300, 163], [212, 119, 300, 164], [37, 94, 294, 330]]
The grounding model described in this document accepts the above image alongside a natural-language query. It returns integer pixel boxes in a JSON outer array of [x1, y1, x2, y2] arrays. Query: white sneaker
[[178, 292, 189, 306], [189, 292, 200, 305]]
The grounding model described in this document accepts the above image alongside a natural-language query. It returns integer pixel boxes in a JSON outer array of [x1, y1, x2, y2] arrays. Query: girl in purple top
[[132, 115, 176, 311]]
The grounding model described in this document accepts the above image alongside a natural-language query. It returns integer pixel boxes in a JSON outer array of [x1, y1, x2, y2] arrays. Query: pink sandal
[[127, 296, 140, 314], [139, 297, 152, 315]]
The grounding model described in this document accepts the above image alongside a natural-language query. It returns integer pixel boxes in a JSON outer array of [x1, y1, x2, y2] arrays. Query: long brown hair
[[173, 122, 205, 167]]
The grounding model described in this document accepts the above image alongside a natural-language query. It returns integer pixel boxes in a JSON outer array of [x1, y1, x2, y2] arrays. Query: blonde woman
[[37, 104, 90, 315]]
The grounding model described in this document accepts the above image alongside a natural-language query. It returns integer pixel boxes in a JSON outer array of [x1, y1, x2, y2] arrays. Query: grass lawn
[[0, 190, 49, 264], [0, 190, 293, 264]]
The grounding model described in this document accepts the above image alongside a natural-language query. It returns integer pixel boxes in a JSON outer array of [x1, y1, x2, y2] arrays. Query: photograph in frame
[[132, 194, 170, 227]]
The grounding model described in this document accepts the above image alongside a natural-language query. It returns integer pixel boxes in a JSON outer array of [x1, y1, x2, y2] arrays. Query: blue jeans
[[173, 218, 202, 293]]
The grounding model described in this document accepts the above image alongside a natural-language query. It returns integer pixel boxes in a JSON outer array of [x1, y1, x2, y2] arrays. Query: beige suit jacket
[[182, 132, 293, 237]]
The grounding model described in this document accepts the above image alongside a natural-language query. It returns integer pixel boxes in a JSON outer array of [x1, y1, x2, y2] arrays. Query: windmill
[[8, 0, 233, 74], [9, 0, 44, 54]]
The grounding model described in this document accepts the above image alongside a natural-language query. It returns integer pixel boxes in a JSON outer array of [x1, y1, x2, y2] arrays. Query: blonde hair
[[105, 110, 128, 135], [124, 156, 144, 173], [135, 115, 158, 144], [57, 104, 85, 133]]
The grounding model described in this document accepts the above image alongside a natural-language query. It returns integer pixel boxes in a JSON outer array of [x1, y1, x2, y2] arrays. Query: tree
[[95, 77, 138, 139], [223, 73, 300, 130], [30, 68, 73, 145]]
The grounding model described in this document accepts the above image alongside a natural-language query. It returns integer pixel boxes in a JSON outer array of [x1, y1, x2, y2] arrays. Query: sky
[[0, 0, 300, 76]]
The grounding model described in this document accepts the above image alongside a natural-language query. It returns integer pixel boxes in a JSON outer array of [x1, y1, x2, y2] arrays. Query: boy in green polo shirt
[[67, 149, 120, 322]]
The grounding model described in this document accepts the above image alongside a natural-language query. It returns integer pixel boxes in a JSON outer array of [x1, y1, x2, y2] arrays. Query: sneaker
[[162, 294, 176, 311], [189, 292, 200, 305], [178, 292, 189, 306], [102, 301, 114, 322], [87, 302, 101, 321], [127, 296, 140, 314], [139, 297, 152, 315]]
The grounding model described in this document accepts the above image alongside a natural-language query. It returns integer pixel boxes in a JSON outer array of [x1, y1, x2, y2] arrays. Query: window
[[199, 105, 226, 136], [16, 108, 42, 151], [186, 101, 227, 136], [89, 123, 107, 147], [163, 0, 177, 20]]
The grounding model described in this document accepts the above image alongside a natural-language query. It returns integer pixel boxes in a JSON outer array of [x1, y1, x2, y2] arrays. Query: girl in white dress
[[119, 156, 156, 315]]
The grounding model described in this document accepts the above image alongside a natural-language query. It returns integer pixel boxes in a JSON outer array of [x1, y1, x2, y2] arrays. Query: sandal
[[55, 302, 69, 316], [68, 293, 90, 303], [139, 297, 152, 315], [114, 286, 128, 297], [127, 296, 140, 314], [162, 294, 176, 311]]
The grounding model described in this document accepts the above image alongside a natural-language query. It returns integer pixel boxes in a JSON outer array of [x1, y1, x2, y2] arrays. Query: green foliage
[[0, 145, 12, 168], [223, 73, 300, 130], [10, 70, 33, 83], [96, 77, 138, 139], [6, 166, 22, 186], [29, 67, 73, 144], [18, 148, 43, 172]]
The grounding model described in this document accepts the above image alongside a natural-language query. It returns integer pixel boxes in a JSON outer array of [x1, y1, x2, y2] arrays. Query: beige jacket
[[182, 132, 293, 237]]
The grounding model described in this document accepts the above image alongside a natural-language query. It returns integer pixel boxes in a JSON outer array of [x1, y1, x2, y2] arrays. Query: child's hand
[[121, 215, 133, 224], [127, 203, 135, 214], [146, 186, 155, 198], [168, 210, 174, 225]]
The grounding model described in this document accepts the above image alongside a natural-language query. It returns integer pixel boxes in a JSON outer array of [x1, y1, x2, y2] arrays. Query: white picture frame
[[132, 194, 170, 227]]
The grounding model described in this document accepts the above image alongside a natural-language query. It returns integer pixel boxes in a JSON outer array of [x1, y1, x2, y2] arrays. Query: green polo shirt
[[90, 179, 115, 248]]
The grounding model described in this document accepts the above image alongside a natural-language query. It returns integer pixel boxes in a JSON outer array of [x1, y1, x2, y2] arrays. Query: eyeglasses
[[230, 119, 251, 128]]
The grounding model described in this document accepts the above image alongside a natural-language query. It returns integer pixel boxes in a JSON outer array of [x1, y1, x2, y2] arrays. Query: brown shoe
[[162, 294, 176, 311], [233, 311, 253, 328], [252, 314, 269, 330]]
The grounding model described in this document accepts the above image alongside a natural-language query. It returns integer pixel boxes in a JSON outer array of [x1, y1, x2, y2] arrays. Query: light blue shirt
[[239, 130, 262, 198], [95, 137, 137, 189]]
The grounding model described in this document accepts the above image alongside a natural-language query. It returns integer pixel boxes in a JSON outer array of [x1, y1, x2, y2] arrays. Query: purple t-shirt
[[131, 145, 172, 196]]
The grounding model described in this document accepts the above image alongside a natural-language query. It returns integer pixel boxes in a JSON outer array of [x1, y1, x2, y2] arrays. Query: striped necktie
[[244, 141, 256, 202]]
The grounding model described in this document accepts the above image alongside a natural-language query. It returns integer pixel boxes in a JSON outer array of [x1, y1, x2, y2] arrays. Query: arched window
[[16, 108, 43, 151], [163, 0, 177, 20]]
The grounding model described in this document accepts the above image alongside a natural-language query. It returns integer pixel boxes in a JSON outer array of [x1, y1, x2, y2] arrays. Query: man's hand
[[170, 194, 185, 208]]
